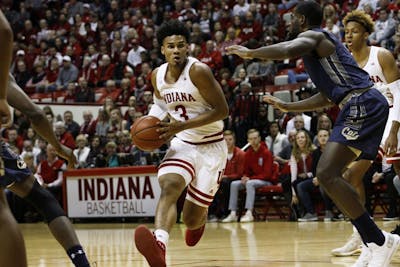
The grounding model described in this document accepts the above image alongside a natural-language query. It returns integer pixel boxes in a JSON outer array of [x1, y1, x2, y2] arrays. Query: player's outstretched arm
[[7, 74, 77, 168], [263, 92, 332, 113], [0, 10, 13, 127], [226, 31, 335, 61]]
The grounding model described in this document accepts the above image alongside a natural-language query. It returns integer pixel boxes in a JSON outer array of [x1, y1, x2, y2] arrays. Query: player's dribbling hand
[[225, 45, 253, 59], [157, 121, 185, 141], [263, 95, 289, 112], [0, 99, 12, 128]]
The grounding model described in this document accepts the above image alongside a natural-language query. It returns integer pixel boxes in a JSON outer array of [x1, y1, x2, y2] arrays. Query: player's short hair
[[343, 10, 375, 34], [247, 128, 260, 137], [157, 20, 190, 45], [295, 1, 323, 27]]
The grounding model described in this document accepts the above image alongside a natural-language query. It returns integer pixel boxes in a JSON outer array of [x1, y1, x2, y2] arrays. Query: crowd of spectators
[[3, 0, 400, 221]]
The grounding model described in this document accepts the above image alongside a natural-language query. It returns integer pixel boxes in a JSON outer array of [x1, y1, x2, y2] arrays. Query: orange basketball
[[130, 116, 164, 151]]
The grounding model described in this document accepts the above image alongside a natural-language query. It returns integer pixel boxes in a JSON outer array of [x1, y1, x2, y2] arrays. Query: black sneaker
[[391, 224, 400, 236]]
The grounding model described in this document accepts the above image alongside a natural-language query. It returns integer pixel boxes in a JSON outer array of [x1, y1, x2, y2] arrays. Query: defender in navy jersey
[[227, 1, 398, 266]]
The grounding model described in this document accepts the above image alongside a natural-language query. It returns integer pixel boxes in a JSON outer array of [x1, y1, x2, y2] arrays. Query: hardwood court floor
[[22, 220, 400, 267]]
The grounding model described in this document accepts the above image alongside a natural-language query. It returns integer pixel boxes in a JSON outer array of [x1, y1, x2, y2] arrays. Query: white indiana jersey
[[156, 56, 224, 143], [363, 46, 391, 106], [363, 46, 400, 162]]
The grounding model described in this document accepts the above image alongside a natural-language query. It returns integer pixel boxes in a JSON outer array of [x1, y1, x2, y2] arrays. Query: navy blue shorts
[[0, 142, 31, 187], [330, 88, 389, 160]]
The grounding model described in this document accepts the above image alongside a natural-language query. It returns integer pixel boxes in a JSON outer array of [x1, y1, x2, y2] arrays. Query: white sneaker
[[367, 231, 400, 267], [221, 213, 238, 223], [240, 212, 254, 222], [352, 244, 371, 267], [332, 231, 362, 256]]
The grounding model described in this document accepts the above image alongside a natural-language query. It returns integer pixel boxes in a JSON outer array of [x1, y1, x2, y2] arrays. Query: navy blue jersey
[[0, 141, 31, 187], [302, 29, 373, 105]]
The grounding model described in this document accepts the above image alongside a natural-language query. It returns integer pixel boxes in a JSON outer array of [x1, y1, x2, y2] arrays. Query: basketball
[[130, 115, 164, 151]]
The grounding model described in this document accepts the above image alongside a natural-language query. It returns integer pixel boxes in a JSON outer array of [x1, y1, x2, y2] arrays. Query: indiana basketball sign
[[64, 166, 160, 218]]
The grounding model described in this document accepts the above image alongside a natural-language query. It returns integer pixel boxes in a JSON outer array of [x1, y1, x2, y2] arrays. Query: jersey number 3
[[175, 105, 189, 120]]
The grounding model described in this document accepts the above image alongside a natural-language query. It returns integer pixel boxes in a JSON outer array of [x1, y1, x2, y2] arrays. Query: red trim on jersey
[[158, 163, 195, 181], [203, 130, 224, 139], [187, 189, 212, 206], [188, 184, 213, 201], [182, 137, 224, 146], [160, 158, 195, 174]]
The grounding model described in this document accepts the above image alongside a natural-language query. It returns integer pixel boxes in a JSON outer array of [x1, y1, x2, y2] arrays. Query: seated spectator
[[367, 161, 399, 221], [222, 129, 274, 223], [105, 141, 120, 167], [13, 59, 31, 90], [80, 110, 97, 138], [369, 8, 396, 48], [63, 110, 80, 139], [296, 129, 335, 222], [97, 54, 115, 87], [54, 121, 75, 149], [208, 130, 245, 222], [63, 82, 77, 103], [287, 58, 309, 84], [95, 108, 110, 143], [73, 134, 90, 169], [86, 136, 105, 168], [35, 144, 67, 203], [44, 58, 60, 90], [109, 108, 127, 133], [25, 62, 47, 93], [49, 55, 79, 91], [286, 113, 312, 138], [20, 140, 40, 169], [265, 121, 289, 157], [75, 77, 95, 103], [5, 127, 24, 153], [289, 130, 316, 221]]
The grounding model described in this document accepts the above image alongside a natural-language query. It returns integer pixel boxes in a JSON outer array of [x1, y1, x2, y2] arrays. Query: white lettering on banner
[[86, 201, 145, 215], [66, 173, 161, 218], [77, 176, 155, 201]]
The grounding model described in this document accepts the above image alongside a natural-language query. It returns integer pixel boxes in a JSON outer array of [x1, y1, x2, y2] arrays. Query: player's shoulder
[[189, 61, 213, 79], [375, 46, 395, 60]]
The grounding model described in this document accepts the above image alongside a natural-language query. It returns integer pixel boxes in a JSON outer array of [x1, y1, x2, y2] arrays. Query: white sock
[[154, 229, 169, 246], [231, 211, 237, 216], [246, 209, 252, 215]]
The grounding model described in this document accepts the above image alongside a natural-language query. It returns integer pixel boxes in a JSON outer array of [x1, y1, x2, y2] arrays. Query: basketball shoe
[[331, 230, 362, 256], [352, 244, 371, 267], [367, 231, 400, 267], [185, 224, 205, 246], [134, 225, 166, 267]]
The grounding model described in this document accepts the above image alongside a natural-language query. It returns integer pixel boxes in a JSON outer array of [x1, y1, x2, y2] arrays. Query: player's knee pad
[[23, 180, 65, 223]]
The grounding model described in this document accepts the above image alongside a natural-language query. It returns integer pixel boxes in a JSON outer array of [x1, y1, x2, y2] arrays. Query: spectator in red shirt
[[222, 129, 274, 223], [79, 110, 97, 138], [208, 130, 245, 221], [54, 121, 75, 149], [239, 11, 263, 44], [34, 143, 67, 203], [198, 40, 223, 73], [97, 54, 115, 87]]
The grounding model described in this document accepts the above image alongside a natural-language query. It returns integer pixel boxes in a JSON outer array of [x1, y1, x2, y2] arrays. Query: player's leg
[[8, 175, 90, 267], [0, 189, 27, 267], [331, 159, 372, 256], [182, 200, 207, 246], [318, 142, 400, 266], [135, 173, 186, 267]]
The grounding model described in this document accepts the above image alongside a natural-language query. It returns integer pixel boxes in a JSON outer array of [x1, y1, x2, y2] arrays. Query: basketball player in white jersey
[[331, 10, 400, 257], [134, 20, 229, 267]]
